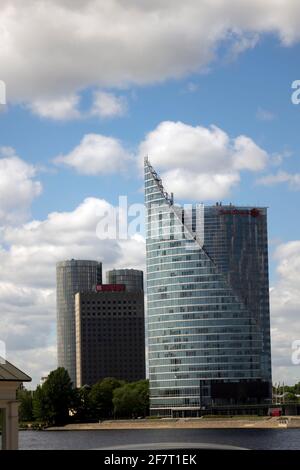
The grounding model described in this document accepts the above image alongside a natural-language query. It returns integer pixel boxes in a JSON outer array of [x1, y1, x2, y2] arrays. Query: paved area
[[47, 416, 300, 430]]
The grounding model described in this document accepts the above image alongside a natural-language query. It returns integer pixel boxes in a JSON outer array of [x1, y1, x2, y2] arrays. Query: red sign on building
[[96, 284, 126, 292]]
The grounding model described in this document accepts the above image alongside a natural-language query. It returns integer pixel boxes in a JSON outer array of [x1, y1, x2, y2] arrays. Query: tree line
[[18, 367, 149, 426], [272, 382, 300, 402]]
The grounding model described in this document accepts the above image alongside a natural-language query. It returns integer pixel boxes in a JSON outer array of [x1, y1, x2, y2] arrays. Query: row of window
[[80, 310, 140, 316], [150, 372, 261, 387], [81, 332, 143, 337], [147, 298, 246, 308], [150, 365, 260, 378], [149, 349, 262, 359], [149, 327, 259, 337], [148, 305, 248, 316], [150, 341, 260, 351], [148, 320, 257, 331], [149, 356, 260, 366], [81, 300, 138, 305]]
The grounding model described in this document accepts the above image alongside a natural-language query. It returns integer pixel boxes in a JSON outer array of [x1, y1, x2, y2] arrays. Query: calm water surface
[[19, 429, 300, 450]]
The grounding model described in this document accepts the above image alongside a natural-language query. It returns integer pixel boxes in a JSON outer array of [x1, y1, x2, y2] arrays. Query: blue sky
[[0, 1, 300, 385], [2, 36, 300, 228], [2, 36, 299, 274]]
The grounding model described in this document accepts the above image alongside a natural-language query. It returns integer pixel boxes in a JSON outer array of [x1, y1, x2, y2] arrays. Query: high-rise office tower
[[106, 269, 144, 292], [56, 259, 102, 385], [145, 158, 272, 417], [75, 270, 145, 387]]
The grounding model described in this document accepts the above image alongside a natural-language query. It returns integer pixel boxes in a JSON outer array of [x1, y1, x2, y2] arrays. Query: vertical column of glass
[[145, 161, 266, 416], [56, 260, 102, 386], [204, 206, 272, 396]]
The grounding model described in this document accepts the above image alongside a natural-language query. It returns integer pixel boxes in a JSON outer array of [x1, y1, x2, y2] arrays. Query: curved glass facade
[[56, 259, 102, 385], [145, 158, 272, 416], [106, 269, 144, 292]]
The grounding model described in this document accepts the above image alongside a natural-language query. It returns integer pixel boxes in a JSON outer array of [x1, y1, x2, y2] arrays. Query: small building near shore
[[0, 358, 31, 450]]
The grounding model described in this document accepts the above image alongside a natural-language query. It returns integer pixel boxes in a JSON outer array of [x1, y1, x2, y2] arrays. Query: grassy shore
[[45, 416, 300, 431]]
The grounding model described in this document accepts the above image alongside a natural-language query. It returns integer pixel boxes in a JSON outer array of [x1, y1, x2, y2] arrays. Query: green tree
[[135, 379, 149, 416], [33, 368, 74, 425], [295, 382, 300, 395], [32, 385, 49, 422], [113, 380, 149, 418], [17, 387, 34, 422], [89, 377, 124, 419], [285, 392, 297, 402], [73, 385, 92, 422]]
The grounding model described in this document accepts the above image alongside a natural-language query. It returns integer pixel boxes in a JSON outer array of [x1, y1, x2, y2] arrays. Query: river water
[[19, 428, 300, 450]]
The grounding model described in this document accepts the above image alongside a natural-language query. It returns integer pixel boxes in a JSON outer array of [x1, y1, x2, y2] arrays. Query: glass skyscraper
[[106, 269, 144, 292], [56, 259, 102, 385], [145, 158, 272, 417]]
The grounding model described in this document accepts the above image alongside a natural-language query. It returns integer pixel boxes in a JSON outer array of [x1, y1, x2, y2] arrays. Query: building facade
[[56, 259, 102, 385], [145, 158, 272, 417], [75, 280, 145, 387], [106, 269, 144, 292]]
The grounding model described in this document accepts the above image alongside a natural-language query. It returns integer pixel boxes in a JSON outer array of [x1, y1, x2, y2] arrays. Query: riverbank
[[46, 416, 300, 430]]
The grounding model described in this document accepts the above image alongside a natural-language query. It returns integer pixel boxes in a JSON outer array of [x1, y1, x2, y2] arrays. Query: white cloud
[[2, 196, 298, 386], [0, 197, 146, 385], [0, 282, 54, 350], [10, 346, 57, 388], [54, 133, 132, 175], [224, 31, 259, 63], [91, 91, 127, 118], [256, 107, 276, 121], [270, 241, 300, 384], [0, 148, 42, 225], [139, 121, 268, 200], [0, 197, 146, 287], [28, 91, 128, 121], [232, 135, 268, 171], [160, 168, 240, 201], [257, 171, 300, 190], [270, 150, 292, 166], [2, 1, 300, 103], [28, 94, 81, 120]]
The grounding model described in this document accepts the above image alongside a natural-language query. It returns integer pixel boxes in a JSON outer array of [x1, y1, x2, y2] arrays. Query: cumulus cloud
[[139, 121, 269, 199], [0, 283, 54, 350], [0, 197, 145, 385], [28, 94, 81, 120], [257, 171, 300, 190], [270, 241, 300, 384], [91, 91, 127, 118], [0, 147, 42, 225], [28, 91, 127, 121], [2, 1, 300, 103], [50, 120, 270, 197], [9, 346, 57, 387], [54, 133, 132, 175], [232, 135, 268, 171], [160, 168, 240, 201], [0, 197, 146, 287], [1, 196, 299, 386], [224, 31, 259, 63]]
